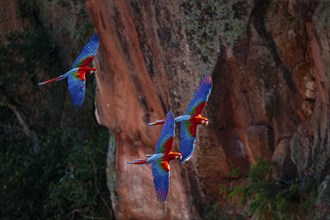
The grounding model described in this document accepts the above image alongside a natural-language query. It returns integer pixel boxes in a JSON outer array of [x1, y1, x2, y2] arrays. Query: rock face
[[0, 0, 23, 34], [87, 0, 198, 219], [86, 0, 330, 218]]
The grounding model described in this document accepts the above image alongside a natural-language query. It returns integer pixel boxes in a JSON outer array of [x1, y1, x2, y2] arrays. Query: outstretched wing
[[152, 160, 170, 202], [67, 70, 86, 107], [72, 33, 99, 68], [155, 112, 175, 154], [179, 120, 197, 163], [185, 74, 212, 116]]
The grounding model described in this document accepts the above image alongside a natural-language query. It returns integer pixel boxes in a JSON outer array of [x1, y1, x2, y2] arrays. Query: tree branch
[[0, 94, 40, 153]]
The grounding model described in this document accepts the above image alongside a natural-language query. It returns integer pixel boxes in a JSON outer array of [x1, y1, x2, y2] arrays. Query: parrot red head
[[194, 114, 209, 125], [202, 119, 208, 125], [89, 67, 97, 75], [173, 152, 182, 161]]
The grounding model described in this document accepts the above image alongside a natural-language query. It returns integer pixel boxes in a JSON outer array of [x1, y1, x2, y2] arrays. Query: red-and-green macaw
[[128, 112, 182, 202], [38, 33, 99, 107], [148, 74, 212, 163]]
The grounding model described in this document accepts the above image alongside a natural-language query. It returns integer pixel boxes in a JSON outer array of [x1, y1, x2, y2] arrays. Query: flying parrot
[[38, 33, 99, 107], [128, 112, 182, 202], [148, 74, 212, 163]]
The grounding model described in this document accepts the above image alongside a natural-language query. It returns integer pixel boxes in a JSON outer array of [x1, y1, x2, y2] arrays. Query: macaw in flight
[[148, 74, 212, 163], [128, 112, 182, 202], [38, 33, 99, 107]]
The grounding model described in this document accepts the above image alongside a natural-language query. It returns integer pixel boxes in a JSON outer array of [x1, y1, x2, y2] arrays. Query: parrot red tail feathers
[[148, 119, 165, 126], [127, 159, 148, 165], [38, 73, 68, 86]]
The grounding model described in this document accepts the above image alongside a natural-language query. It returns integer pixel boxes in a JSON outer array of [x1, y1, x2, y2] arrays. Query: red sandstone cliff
[[4, 0, 327, 218], [86, 0, 329, 219], [87, 1, 197, 219]]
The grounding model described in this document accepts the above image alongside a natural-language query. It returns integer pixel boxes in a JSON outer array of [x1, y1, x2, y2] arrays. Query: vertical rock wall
[[87, 0, 198, 219], [87, 0, 329, 218]]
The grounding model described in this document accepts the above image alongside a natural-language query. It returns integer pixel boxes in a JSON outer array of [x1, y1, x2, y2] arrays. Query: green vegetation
[[228, 167, 241, 178], [203, 203, 230, 220], [221, 159, 317, 219], [0, 1, 113, 219], [0, 30, 113, 218], [43, 131, 112, 219], [0, 128, 112, 219]]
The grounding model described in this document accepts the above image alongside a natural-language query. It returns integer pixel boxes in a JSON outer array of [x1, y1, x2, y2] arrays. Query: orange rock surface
[[86, 0, 330, 218]]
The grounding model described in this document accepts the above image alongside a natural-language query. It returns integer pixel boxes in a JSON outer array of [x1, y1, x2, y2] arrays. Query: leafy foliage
[[43, 131, 113, 219], [0, 127, 112, 219], [0, 1, 113, 219], [203, 203, 230, 220], [221, 159, 317, 219]]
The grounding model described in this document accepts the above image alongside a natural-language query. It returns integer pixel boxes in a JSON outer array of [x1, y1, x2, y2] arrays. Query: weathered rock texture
[[86, 0, 330, 218], [0, 0, 23, 34], [87, 0, 198, 219]]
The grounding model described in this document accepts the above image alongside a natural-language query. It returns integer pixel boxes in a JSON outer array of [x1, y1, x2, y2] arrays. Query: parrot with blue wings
[[38, 33, 99, 107], [128, 112, 182, 202], [148, 74, 212, 163]]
